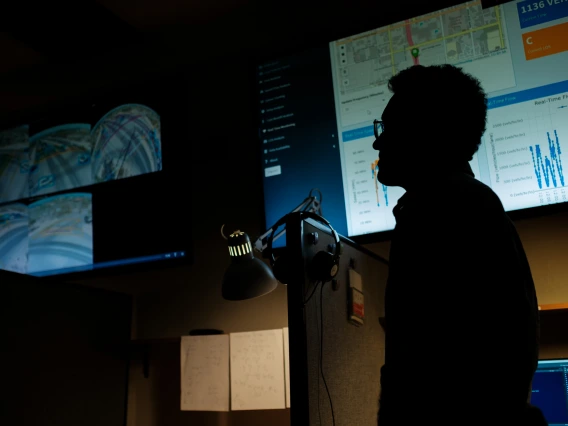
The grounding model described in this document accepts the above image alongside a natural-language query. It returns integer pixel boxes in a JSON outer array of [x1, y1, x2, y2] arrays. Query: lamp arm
[[253, 194, 321, 253]]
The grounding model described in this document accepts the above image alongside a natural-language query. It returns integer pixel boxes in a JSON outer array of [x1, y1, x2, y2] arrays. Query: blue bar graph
[[530, 130, 565, 189]]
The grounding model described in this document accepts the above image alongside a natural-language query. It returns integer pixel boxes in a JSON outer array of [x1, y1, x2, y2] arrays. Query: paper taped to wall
[[230, 329, 286, 410], [180, 335, 230, 411], [283, 327, 290, 408]]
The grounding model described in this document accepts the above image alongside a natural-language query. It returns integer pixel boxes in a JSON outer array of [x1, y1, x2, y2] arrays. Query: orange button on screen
[[522, 22, 568, 61]]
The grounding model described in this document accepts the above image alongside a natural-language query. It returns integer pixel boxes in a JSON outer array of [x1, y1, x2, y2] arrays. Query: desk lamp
[[221, 189, 323, 301]]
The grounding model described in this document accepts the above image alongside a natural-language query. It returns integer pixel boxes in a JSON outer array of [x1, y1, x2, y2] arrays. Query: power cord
[[304, 280, 321, 305], [309, 187, 323, 216], [314, 288, 322, 426], [320, 282, 336, 426], [305, 279, 335, 425]]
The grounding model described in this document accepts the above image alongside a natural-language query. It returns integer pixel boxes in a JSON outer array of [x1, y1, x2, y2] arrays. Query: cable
[[303, 281, 321, 305], [309, 188, 323, 205], [314, 289, 322, 426], [309, 188, 323, 216], [220, 224, 228, 239], [320, 282, 335, 426], [304, 280, 323, 424], [305, 280, 323, 424]]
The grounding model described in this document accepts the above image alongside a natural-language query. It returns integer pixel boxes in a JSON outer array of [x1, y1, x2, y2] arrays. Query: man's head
[[373, 64, 487, 188]]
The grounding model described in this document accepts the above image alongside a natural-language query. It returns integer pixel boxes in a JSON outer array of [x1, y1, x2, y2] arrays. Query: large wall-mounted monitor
[[0, 74, 192, 278], [257, 0, 568, 245]]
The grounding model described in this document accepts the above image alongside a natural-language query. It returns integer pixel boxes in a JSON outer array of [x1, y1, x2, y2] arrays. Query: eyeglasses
[[373, 119, 384, 139]]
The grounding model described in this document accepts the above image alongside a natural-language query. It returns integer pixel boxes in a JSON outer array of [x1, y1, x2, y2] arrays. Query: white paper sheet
[[180, 334, 230, 411], [230, 329, 286, 410], [283, 327, 290, 408]]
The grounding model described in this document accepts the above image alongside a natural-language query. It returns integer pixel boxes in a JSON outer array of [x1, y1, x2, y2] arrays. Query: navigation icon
[[411, 48, 420, 58]]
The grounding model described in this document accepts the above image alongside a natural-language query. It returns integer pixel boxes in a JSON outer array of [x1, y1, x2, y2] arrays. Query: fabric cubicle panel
[[300, 218, 388, 426]]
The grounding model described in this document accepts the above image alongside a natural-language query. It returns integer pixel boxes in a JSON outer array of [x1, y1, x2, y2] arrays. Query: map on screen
[[258, 0, 568, 241]]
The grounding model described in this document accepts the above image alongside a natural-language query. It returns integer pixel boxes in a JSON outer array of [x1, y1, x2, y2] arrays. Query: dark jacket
[[378, 165, 547, 425]]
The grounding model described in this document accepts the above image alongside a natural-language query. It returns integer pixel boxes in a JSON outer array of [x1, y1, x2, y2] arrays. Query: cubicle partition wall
[[123, 213, 388, 426], [1, 270, 132, 426], [286, 216, 389, 426]]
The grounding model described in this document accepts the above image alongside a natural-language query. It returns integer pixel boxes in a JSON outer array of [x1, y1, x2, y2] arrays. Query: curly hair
[[387, 64, 487, 162]]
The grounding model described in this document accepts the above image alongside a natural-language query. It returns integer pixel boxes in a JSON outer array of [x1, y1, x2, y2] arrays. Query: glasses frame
[[373, 119, 384, 139]]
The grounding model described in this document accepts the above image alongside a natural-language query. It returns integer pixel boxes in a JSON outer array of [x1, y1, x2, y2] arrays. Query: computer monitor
[[531, 358, 568, 425], [257, 0, 568, 247], [0, 72, 193, 278]]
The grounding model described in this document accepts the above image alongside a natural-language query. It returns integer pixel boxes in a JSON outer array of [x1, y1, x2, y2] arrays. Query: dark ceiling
[[1, 0, 500, 118], [2, 0, 477, 74], [2, 0, 248, 73]]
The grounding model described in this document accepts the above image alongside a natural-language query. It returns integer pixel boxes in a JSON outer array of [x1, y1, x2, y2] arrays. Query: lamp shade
[[222, 230, 278, 301]]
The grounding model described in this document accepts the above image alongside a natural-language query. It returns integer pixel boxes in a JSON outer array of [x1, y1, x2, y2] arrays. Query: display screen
[[0, 76, 192, 277], [258, 0, 568, 244], [531, 358, 568, 425]]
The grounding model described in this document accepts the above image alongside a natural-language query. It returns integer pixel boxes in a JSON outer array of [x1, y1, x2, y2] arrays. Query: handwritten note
[[180, 335, 230, 411], [283, 327, 290, 408], [230, 329, 286, 410]]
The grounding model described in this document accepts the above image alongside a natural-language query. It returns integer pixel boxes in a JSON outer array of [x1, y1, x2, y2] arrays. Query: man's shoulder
[[449, 174, 504, 213]]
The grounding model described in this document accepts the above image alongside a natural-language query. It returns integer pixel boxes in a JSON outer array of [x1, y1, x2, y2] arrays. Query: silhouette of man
[[373, 65, 547, 425]]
